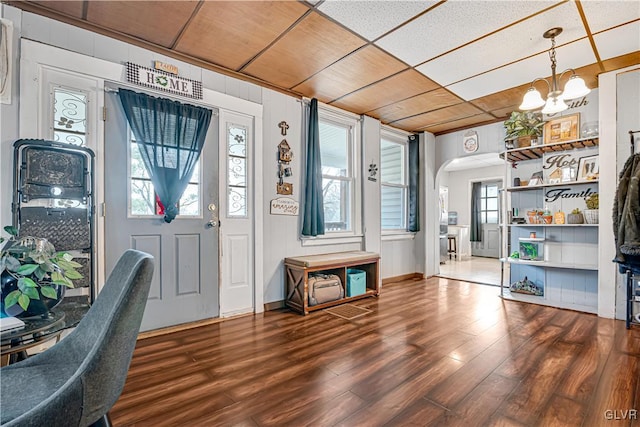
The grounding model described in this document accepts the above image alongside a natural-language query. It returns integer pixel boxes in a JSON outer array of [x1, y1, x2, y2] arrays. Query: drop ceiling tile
[[175, 1, 308, 70], [375, 0, 558, 66], [30, 1, 84, 18], [292, 46, 407, 103], [369, 89, 463, 123], [86, 1, 199, 47], [317, 0, 437, 41], [446, 39, 596, 101], [471, 85, 531, 114], [390, 103, 484, 130], [594, 21, 640, 61], [422, 114, 496, 135], [243, 12, 366, 89], [416, 2, 585, 86], [581, 1, 640, 33], [330, 69, 440, 114]]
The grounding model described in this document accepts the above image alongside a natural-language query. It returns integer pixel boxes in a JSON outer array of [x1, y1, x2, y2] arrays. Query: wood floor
[[111, 277, 640, 427]]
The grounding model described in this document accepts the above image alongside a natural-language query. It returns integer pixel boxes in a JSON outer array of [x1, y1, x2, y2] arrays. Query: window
[[480, 182, 500, 223], [227, 123, 248, 217], [52, 86, 88, 147], [380, 131, 408, 230], [318, 110, 359, 234], [129, 132, 201, 217]]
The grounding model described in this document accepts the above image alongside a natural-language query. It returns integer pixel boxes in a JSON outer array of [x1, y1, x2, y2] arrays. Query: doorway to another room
[[437, 154, 505, 287]]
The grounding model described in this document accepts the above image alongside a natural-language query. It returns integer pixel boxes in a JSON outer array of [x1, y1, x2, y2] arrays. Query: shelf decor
[[577, 154, 599, 181], [544, 113, 580, 144], [510, 276, 544, 296]]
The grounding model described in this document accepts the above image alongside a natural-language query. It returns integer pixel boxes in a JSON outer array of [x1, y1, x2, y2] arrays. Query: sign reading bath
[[125, 62, 203, 100], [270, 197, 299, 216]]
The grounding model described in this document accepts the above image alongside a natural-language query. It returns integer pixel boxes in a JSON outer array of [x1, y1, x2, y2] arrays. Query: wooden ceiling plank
[[86, 1, 199, 48], [421, 113, 496, 135], [292, 45, 407, 104], [330, 69, 440, 114], [243, 12, 367, 89], [27, 0, 85, 19], [175, 1, 309, 71], [368, 88, 462, 123]]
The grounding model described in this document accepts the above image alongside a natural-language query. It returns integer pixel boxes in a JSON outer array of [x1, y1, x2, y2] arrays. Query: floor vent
[[324, 304, 372, 320]]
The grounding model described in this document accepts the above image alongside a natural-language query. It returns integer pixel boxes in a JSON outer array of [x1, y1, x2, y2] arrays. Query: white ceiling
[[320, 0, 640, 104]]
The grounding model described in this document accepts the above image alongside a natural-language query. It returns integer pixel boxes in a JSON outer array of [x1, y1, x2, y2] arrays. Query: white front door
[[219, 111, 254, 317], [104, 84, 220, 331]]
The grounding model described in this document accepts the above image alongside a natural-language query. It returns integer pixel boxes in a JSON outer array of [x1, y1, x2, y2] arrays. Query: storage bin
[[346, 268, 366, 297]]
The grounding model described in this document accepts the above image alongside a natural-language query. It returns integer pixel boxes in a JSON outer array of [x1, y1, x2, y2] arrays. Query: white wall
[[443, 165, 504, 226]]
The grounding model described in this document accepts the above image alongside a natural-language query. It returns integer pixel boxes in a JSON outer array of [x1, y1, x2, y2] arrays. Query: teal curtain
[[302, 98, 325, 236], [470, 182, 482, 242], [408, 134, 420, 232], [118, 89, 212, 223]]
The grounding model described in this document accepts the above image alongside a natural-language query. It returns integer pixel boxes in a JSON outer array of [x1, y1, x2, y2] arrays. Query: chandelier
[[519, 27, 591, 115]]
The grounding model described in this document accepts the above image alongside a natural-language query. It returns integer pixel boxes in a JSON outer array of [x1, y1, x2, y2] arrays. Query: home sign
[[125, 62, 203, 100]]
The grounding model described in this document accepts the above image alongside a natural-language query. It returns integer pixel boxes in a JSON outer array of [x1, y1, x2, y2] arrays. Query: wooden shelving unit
[[500, 137, 599, 162], [500, 136, 599, 313]]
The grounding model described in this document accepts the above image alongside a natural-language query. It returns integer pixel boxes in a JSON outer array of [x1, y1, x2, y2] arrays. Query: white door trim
[[20, 39, 264, 313]]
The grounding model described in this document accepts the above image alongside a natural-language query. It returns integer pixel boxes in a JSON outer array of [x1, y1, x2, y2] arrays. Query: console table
[[284, 251, 380, 315]]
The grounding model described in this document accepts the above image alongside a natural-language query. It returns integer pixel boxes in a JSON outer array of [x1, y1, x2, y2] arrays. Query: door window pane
[[129, 134, 200, 217], [53, 87, 87, 146], [227, 124, 248, 217]]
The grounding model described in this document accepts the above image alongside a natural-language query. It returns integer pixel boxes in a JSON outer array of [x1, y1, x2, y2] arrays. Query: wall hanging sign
[[368, 162, 378, 182], [270, 197, 299, 216], [154, 61, 179, 75], [463, 130, 478, 153], [125, 62, 203, 100], [276, 121, 294, 195], [544, 187, 597, 203], [542, 147, 596, 183]]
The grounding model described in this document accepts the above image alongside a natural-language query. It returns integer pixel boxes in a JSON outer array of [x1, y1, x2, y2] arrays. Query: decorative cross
[[278, 121, 289, 136]]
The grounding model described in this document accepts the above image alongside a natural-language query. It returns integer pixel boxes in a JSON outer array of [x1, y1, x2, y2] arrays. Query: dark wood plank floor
[[111, 276, 640, 426]]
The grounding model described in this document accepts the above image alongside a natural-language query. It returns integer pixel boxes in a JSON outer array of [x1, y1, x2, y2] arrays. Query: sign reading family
[[125, 62, 203, 100], [545, 187, 597, 203]]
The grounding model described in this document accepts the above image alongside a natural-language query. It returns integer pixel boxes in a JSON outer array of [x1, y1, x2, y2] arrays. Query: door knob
[[206, 219, 218, 229]]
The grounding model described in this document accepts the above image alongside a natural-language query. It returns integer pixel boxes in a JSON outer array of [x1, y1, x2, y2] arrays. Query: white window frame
[[380, 127, 413, 238], [302, 104, 361, 246]]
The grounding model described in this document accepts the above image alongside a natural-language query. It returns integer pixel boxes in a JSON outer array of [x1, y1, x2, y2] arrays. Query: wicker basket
[[584, 209, 599, 224]]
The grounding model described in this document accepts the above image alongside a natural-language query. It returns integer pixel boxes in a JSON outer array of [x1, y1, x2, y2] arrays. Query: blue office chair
[[0, 249, 154, 427]]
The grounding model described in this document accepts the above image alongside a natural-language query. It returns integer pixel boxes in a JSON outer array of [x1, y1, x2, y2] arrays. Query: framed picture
[[544, 113, 580, 144], [561, 166, 576, 182], [577, 155, 599, 181]]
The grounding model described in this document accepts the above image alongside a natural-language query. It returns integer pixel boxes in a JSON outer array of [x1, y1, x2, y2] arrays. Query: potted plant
[[504, 111, 544, 148], [0, 225, 83, 318], [584, 193, 599, 224], [567, 208, 584, 224]]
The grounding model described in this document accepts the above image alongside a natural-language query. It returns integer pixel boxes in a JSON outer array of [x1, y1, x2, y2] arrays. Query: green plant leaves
[[16, 263, 39, 275], [3, 226, 18, 236], [40, 286, 58, 299], [4, 290, 21, 308], [18, 294, 30, 311], [63, 268, 83, 280]]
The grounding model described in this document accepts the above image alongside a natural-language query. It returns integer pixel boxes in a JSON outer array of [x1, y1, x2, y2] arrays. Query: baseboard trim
[[264, 300, 286, 311], [137, 312, 252, 340], [382, 272, 424, 285]]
